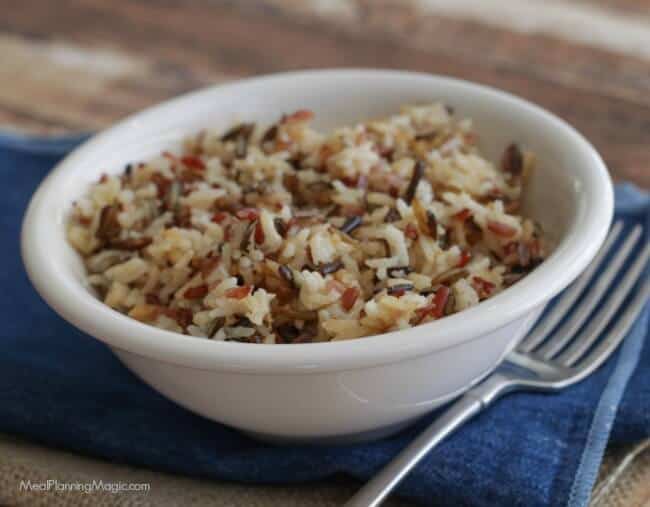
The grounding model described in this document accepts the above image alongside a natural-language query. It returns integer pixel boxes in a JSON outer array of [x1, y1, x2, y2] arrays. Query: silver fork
[[346, 221, 649, 507]]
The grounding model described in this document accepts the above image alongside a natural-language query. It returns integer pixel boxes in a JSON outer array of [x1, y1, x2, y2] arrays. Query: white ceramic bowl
[[22, 70, 613, 443]]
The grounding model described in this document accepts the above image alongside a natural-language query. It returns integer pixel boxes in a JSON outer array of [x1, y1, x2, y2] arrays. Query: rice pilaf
[[67, 104, 545, 343]]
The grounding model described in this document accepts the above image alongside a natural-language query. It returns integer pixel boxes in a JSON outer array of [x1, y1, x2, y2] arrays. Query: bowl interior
[[59, 74, 576, 281], [22, 70, 612, 371]]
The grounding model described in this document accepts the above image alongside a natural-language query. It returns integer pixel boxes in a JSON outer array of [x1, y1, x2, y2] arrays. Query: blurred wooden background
[[0, 0, 648, 188]]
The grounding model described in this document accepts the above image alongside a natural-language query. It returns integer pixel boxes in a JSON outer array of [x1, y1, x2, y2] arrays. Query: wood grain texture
[[0, 0, 647, 189], [580, 0, 650, 16]]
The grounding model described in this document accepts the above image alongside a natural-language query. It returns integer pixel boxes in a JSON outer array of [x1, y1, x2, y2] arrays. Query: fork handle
[[344, 394, 484, 507]]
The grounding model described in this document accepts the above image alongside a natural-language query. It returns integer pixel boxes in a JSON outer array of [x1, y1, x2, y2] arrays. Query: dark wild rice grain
[[240, 221, 256, 251], [96, 205, 121, 241], [233, 316, 254, 328], [386, 266, 413, 278], [501, 143, 523, 176], [145, 293, 160, 305], [278, 265, 295, 286], [262, 124, 278, 144], [274, 217, 287, 237], [173, 205, 192, 228], [387, 283, 414, 295], [276, 323, 300, 343], [415, 131, 438, 141], [318, 260, 344, 276], [221, 123, 255, 142], [419, 284, 443, 297], [225, 334, 262, 343], [403, 160, 425, 204], [287, 152, 304, 171], [438, 230, 450, 249], [339, 216, 362, 235], [109, 236, 152, 251], [207, 317, 226, 338], [384, 207, 401, 223], [465, 219, 482, 246], [426, 210, 438, 240]]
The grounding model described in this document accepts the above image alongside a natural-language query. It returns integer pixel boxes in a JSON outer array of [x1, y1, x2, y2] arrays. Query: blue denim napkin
[[1, 133, 648, 507]]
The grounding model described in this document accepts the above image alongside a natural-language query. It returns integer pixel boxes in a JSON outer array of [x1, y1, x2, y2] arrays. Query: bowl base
[[242, 418, 421, 446]]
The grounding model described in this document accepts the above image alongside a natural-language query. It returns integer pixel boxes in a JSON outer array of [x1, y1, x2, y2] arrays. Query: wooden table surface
[[1, 0, 648, 188], [1, 2, 649, 506]]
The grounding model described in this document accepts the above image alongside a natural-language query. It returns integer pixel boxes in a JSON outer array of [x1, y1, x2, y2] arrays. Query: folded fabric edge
[[613, 184, 650, 214], [567, 306, 649, 507]]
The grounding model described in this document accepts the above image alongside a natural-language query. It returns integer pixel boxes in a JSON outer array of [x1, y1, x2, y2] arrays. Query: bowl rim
[[21, 68, 613, 374]]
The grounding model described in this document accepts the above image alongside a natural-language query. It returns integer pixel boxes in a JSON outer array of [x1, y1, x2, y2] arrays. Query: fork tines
[[517, 220, 649, 370]]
